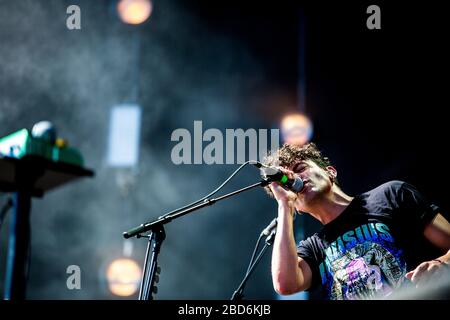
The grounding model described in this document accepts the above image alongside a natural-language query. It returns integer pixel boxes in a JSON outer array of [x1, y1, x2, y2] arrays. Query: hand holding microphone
[[260, 166, 304, 193], [250, 161, 303, 217], [251, 161, 304, 193], [250, 161, 304, 238]]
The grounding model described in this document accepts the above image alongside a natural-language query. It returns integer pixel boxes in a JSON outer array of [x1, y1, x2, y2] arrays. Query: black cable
[[245, 233, 265, 275], [244, 210, 299, 275], [232, 211, 299, 300], [158, 160, 259, 219], [231, 235, 272, 300]]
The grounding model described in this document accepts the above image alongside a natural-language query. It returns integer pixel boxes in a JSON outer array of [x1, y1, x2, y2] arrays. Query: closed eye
[[293, 163, 308, 173]]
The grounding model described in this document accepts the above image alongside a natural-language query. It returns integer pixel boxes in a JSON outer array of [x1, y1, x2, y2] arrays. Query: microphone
[[261, 217, 277, 236], [256, 164, 304, 193], [261, 209, 300, 238]]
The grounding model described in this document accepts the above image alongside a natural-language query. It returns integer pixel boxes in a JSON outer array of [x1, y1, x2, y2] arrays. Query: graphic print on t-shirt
[[318, 222, 407, 299]]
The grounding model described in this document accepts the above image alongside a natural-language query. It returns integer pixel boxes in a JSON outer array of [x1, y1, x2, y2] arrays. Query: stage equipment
[[0, 123, 94, 299]]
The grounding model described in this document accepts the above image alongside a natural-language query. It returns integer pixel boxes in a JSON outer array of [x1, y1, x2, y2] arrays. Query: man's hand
[[405, 259, 449, 287], [268, 167, 299, 212]]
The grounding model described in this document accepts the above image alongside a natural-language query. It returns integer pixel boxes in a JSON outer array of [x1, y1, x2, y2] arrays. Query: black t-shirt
[[297, 180, 441, 300]]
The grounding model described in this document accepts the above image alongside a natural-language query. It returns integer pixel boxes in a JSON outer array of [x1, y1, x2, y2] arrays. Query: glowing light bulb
[[106, 258, 142, 296], [117, 0, 152, 25], [281, 113, 313, 146]]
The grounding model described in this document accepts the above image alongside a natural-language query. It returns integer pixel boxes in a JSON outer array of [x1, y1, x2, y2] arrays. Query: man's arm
[[405, 213, 450, 284], [424, 213, 450, 250], [269, 183, 312, 295]]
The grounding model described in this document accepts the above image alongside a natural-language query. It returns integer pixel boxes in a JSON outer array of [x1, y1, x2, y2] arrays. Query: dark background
[[0, 0, 448, 299]]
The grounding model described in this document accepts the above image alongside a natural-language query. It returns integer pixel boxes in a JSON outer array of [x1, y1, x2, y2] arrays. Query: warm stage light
[[106, 258, 142, 296], [117, 0, 153, 25], [281, 113, 313, 146]]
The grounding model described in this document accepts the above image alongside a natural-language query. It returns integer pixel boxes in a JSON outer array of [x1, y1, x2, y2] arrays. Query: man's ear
[[326, 166, 337, 181]]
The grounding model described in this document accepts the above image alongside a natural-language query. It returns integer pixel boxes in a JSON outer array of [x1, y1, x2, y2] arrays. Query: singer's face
[[288, 159, 334, 206]]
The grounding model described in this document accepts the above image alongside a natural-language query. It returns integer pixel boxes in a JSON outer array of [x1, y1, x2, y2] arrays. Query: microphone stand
[[231, 231, 276, 300], [123, 180, 270, 300]]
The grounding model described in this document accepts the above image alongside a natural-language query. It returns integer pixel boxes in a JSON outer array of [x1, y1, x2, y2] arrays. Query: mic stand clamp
[[138, 225, 165, 300], [265, 230, 276, 246]]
